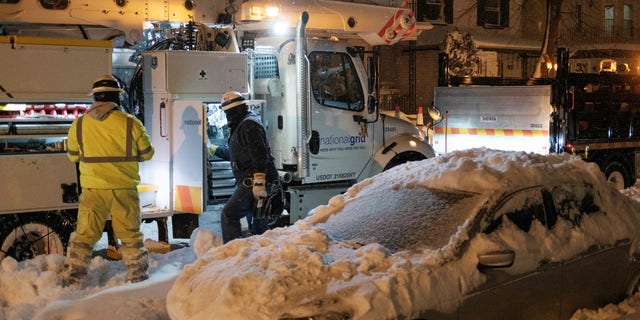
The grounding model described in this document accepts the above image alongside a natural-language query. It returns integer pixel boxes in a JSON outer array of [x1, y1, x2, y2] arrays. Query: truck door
[[171, 101, 206, 214], [306, 50, 374, 183]]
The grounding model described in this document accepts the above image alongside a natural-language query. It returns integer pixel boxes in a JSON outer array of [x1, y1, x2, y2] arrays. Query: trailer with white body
[[433, 48, 640, 190], [433, 86, 551, 156], [0, 37, 110, 260]]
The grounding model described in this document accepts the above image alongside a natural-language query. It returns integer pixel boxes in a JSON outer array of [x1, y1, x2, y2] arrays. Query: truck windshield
[[309, 52, 364, 111]]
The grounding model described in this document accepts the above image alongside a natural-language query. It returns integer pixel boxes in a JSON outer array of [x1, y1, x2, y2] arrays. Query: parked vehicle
[[433, 48, 640, 190], [167, 148, 640, 319]]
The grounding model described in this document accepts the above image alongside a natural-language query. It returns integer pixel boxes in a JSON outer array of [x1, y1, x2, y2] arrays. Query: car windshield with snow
[[318, 188, 482, 253], [166, 149, 640, 320]]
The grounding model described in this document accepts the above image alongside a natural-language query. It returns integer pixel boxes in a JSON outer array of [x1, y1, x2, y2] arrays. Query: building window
[[477, 0, 509, 29], [576, 4, 583, 32], [624, 4, 633, 37], [416, 0, 453, 24], [604, 5, 614, 34]]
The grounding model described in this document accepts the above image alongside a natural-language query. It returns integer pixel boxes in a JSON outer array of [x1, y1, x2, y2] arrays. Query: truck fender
[[373, 134, 435, 171]]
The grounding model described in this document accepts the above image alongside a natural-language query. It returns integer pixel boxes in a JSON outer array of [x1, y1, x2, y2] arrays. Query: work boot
[[129, 272, 149, 283], [122, 247, 149, 283], [63, 239, 92, 287]]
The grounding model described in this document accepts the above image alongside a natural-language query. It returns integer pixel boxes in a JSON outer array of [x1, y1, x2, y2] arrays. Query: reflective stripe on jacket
[[67, 106, 154, 189]]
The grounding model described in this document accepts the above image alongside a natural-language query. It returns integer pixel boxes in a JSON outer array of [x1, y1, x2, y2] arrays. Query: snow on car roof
[[308, 147, 605, 224]]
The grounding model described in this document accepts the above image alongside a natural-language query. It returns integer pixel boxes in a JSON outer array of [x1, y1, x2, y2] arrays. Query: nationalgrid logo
[[320, 134, 366, 146]]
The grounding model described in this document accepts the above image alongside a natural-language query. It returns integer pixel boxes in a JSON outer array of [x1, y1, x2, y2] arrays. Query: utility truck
[[433, 48, 640, 190], [0, 0, 435, 261]]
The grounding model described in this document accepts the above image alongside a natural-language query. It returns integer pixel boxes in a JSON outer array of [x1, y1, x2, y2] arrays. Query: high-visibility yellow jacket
[[67, 102, 154, 189]]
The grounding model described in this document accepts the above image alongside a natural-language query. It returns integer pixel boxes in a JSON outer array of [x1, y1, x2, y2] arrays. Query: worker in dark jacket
[[64, 75, 154, 286], [209, 91, 278, 243]]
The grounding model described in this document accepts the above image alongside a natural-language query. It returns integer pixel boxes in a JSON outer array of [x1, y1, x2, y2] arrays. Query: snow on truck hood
[[166, 148, 640, 320]]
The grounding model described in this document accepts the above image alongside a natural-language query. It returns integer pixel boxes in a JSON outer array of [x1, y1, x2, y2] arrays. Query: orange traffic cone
[[417, 106, 424, 129]]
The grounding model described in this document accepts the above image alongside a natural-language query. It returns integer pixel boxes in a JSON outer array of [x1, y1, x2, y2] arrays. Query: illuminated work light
[[265, 5, 280, 17], [243, 3, 281, 21]]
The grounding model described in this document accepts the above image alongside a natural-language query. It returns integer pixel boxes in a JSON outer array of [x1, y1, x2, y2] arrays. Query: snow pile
[[2, 148, 640, 319], [573, 294, 640, 320], [166, 148, 640, 319], [0, 246, 196, 320]]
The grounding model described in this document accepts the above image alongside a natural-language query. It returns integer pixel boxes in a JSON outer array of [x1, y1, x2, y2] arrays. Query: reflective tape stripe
[[126, 116, 133, 158], [378, 10, 403, 39], [175, 185, 202, 214], [77, 114, 139, 163], [434, 127, 549, 137], [81, 156, 139, 163], [377, 9, 415, 44], [138, 145, 153, 156], [77, 115, 84, 155]]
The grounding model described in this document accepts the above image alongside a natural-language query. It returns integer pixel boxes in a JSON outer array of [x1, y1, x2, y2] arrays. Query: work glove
[[252, 172, 268, 202], [208, 143, 218, 156]]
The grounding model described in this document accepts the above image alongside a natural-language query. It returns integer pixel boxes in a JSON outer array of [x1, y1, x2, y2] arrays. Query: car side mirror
[[478, 250, 515, 268]]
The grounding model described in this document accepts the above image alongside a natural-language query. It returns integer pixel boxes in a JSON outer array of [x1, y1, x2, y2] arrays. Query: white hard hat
[[91, 75, 124, 94], [220, 91, 246, 111]]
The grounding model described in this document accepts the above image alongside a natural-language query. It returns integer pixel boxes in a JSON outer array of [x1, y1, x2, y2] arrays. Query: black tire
[[0, 211, 76, 262], [604, 161, 631, 190], [383, 151, 427, 171]]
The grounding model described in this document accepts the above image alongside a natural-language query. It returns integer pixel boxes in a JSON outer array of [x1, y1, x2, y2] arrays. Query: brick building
[[378, 0, 640, 115]]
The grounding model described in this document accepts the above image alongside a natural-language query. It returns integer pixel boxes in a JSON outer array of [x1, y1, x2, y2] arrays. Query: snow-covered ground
[[2, 149, 640, 320]]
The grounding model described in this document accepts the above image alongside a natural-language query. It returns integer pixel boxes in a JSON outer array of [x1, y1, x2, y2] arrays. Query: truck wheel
[[383, 151, 427, 171], [604, 162, 630, 190], [0, 213, 71, 262]]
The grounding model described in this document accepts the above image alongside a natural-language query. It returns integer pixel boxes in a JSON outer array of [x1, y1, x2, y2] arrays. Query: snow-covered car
[[166, 148, 640, 320]]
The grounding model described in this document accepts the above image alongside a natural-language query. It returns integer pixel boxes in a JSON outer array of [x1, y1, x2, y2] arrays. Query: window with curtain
[[605, 5, 615, 35], [624, 4, 633, 37], [477, 0, 509, 29]]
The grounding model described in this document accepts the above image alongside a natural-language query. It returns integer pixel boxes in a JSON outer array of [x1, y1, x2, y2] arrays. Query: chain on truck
[[0, 0, 435, 261], [433, 47, 640, 191]]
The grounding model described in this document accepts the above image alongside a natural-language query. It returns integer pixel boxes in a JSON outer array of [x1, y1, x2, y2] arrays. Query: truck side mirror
[[368, 94, 377, 114], [428, 105, 443, 126]]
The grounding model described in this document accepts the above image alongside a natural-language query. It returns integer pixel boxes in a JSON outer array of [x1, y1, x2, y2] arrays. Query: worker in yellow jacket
[[63, 75, 154, 286]]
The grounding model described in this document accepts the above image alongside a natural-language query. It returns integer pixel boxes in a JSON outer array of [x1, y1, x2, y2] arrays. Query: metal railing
[[559, 25, 640, 45]]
